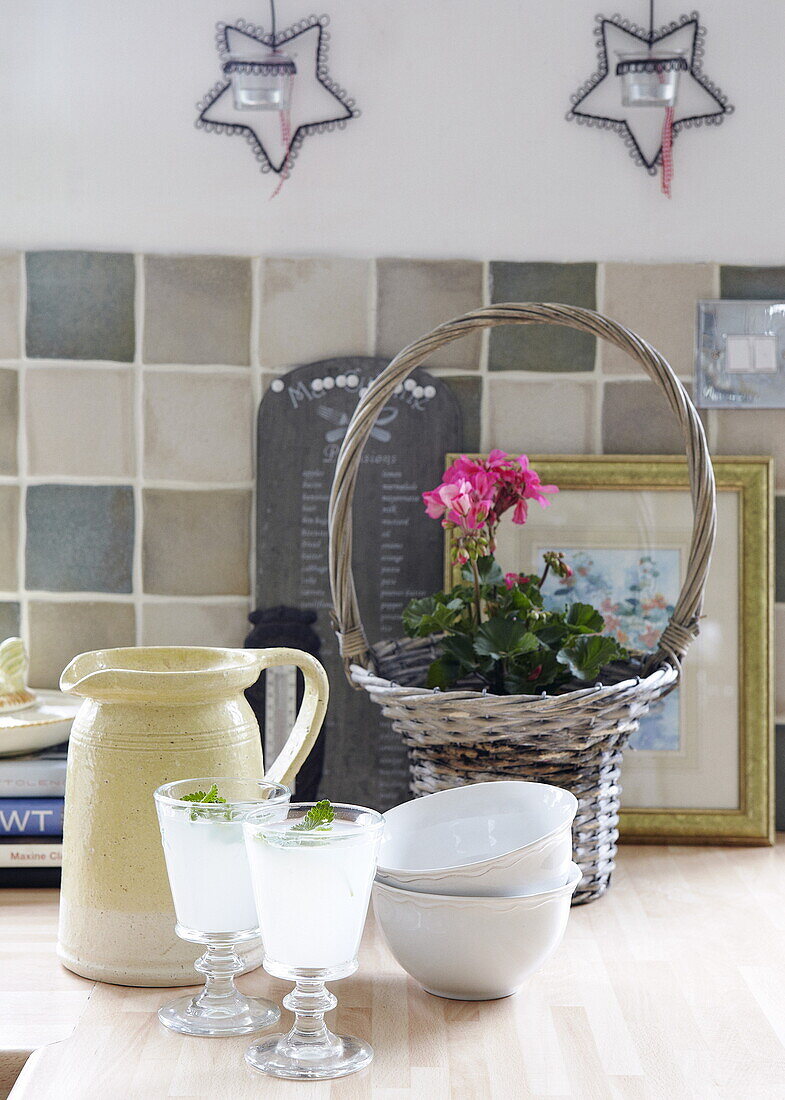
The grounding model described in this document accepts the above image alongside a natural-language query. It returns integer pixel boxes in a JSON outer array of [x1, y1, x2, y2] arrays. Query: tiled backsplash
[[0, 252, 783, 766]]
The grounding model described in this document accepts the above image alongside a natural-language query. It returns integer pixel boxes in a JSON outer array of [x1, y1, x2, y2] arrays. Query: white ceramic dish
[[0, 690, 78, 756], [377, 781, 577, 896], [373, 862, 582, 1000]]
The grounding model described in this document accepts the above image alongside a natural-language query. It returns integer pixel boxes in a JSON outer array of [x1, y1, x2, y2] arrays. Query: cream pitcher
[[56, 646, 328, 987]]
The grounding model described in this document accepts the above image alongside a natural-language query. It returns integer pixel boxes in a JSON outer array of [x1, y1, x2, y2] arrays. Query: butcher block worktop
[[2, 843, 784, 1099]]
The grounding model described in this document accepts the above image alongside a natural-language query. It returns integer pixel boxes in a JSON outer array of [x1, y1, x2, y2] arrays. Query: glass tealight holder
[[224, 50, 296, 111], [154, 777, 290, 1037], [242, 802, 384, 1080], [615, 49, 688, 107]]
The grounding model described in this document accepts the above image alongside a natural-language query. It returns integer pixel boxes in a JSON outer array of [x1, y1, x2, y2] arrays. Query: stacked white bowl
[[373, 781, 581, 1000]]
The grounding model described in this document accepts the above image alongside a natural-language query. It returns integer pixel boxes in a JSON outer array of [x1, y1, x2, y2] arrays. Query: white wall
[[1, 0, 782, 260]]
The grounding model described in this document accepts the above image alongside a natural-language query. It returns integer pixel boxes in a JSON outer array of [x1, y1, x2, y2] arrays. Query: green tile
[[0, 253, 20, 359], [0, 602, 20, 639], [777, 498, 785, 603], [489, 263, 596, 372], [26, 251, 135, 361], [720, 266, 785, 300], [27, 601, 136, 689], [0, 487, 19, 590], [26, 484, 134, 593], [444, 376, 482, 452], [0, 369, 18, 474]]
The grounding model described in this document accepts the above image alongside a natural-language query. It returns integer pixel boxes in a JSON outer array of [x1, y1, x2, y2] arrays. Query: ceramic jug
[[56, 646, 328, 986]]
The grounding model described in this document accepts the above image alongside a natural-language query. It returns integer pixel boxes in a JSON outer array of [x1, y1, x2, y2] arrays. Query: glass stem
[[282, 979, 338, 1051], [193, 944, 244, 1010]]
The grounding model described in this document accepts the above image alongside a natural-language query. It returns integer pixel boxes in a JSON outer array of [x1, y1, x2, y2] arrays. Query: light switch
[[725, 334, 778, 373]]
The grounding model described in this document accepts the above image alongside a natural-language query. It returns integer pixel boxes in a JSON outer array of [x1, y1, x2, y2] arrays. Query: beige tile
[[0, 486, 19, 589], [777, 605, 785, 719], [144, 371, 253, 483], [486, 379, 595, 454], [598, 263, 718, 377], [25, 367, 135, 477], [0, 369, 18, 474], [259, 257, 371, 369], [602, 381, 683, 455], [27, 600, 136, 689], [144, 256, 251, 366], [0, 253, 19, 359], [713, 410, 785, 489], [377, 259, 483, 370], [141, 600, 249, 647], [143, 489, 251, 596]]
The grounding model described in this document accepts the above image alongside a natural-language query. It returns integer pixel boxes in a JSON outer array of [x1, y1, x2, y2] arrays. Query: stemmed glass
[[154, 777, 290, 1037], [242, 802, 384, 1080]]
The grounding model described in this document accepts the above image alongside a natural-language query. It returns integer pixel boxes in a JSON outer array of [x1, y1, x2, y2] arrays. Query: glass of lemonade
[[242, 801, 384, 1080], [154, 777, 290, 1037]]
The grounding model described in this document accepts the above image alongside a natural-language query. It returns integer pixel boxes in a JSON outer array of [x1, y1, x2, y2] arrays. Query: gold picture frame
[[444, 455, 773, 845]]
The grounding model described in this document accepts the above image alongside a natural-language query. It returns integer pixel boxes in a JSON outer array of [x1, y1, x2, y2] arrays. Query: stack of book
[[0, 742, 66, 880]]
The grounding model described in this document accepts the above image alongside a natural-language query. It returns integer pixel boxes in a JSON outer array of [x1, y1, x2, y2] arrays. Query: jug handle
[[252, 648, 329, 790]]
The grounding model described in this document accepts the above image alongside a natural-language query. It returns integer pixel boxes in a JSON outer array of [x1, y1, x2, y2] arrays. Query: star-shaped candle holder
[[566, 10, 733, 188], [196, 14, 359, 182]]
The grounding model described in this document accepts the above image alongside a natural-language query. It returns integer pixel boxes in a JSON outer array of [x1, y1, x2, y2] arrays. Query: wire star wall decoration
[[566, 8, 733, 185], [196, 13, 359, 184]]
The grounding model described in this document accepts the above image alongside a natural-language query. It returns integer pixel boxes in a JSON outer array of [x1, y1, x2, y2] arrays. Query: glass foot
[[158, 991, 280, 1037], [245, 1031, 373, 1080]]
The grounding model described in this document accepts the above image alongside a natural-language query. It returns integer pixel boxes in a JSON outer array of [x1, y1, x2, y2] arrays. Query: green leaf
[[476, 556, 505, 586], [566, 602, 605, 633], [474, 619, 540, 660], [556, 635, 627, 682], [292, 799, 335, 832], [441, 632, 477, 668], [181, 783, 226, 805], [402, 597, 440, 636], [426, 657, 460, 690]]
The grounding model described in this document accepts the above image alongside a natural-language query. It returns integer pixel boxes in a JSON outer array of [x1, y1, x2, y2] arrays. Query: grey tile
[[26, 485, 134, 593], [260, 258, 371, 369], [26, 367, 135, 478], [489, 263, 596, 372], [0, 602, 20, 639], [444, 376, 482, 452], [143, 489, 251, 595], [0, 253, 20, 358], [0, 369, 18, 474], [376, 260, 483, 370], [713, 410, 785, 490], [777, 725, 785, 831], [26, 251, 135, 361], [144, 371, 253, 482], [487, 379, 595, 454], [0, 487, 19, 590], [28, 601, 136, 689], [141, 600, 249, 647], [599, 263, 717, 377], [720, 266, 785, 300], [777, 498, 785, 603], [602, 381, 683, 455], [144, 256, 251, 366]]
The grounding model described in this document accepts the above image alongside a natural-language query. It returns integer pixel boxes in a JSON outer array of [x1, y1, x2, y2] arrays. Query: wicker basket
[[328, 303, 716, 904]]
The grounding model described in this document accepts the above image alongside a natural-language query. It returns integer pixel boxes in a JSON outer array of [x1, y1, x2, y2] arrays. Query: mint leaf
[[292, 799, 335, 832], [181, 783, 226, 805]]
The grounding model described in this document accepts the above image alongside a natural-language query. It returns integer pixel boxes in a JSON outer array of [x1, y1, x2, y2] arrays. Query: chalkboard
[[256, 357, 462, 809]]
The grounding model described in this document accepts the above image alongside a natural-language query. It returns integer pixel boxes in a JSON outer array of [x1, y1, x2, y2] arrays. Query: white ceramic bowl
[[373, 863, 581, 1000], [0, 690, 78, 757], [377, 781, 577, 897]]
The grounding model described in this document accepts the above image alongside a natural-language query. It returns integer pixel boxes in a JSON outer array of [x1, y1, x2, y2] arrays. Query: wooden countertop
[[3, 843, 785, 1099]]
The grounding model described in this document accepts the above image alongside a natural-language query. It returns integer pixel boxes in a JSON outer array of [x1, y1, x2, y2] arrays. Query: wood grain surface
[[4, 843, 785, 1099]]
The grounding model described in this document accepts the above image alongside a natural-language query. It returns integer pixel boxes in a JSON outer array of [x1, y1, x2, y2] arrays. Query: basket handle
[[328, 303, 716, 682]]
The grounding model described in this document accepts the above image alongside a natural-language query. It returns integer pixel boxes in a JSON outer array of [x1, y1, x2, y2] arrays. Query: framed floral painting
[[445, 455, 773, 844]]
